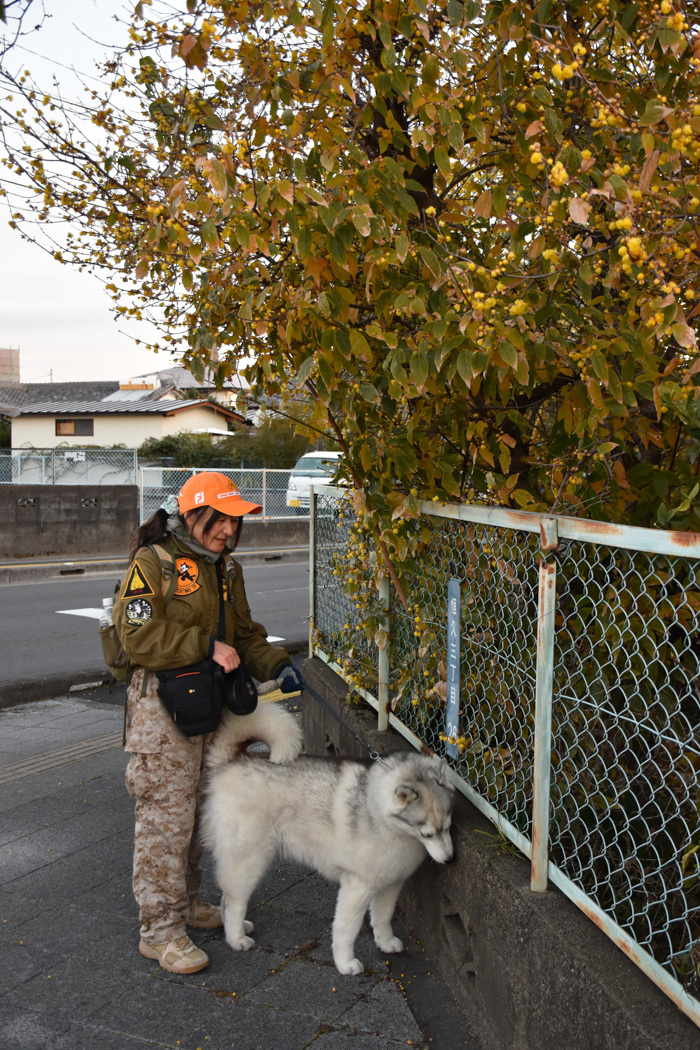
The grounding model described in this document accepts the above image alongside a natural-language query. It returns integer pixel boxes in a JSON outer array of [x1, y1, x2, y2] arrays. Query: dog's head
[[387, 754, 455, 863]]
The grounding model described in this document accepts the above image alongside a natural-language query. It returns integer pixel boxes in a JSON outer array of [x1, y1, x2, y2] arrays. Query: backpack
[[99, 544, 177, 682]]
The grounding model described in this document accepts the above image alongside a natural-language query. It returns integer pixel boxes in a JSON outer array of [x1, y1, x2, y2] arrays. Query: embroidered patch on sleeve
[[175, 557, 200, 595], [125, 598, 153, 626], [122, 561, 155, 599]]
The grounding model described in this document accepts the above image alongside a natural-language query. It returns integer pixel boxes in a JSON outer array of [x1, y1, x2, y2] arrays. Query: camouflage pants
[[124, 669, 216, 944]]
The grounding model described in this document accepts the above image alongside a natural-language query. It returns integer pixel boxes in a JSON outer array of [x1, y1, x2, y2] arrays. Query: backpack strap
[[149, 543, 178, 607]]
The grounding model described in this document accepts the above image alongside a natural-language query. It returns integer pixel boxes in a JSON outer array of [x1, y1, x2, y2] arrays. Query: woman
[[113, 471, 304, 975]]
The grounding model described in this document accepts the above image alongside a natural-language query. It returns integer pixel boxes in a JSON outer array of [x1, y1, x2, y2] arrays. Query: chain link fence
[[310, 485, 700, 1029], [0, 448, 138, 485], [140, 466, 299, 522]]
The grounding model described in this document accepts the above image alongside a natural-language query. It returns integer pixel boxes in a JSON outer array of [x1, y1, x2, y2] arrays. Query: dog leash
[[301, 680, 391, 768]]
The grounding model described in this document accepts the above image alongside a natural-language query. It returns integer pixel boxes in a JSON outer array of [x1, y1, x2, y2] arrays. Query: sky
[[0, 0, 178, 383]]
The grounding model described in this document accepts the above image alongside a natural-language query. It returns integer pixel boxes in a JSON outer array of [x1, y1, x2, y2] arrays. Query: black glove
[[275, 663, 305, 694]]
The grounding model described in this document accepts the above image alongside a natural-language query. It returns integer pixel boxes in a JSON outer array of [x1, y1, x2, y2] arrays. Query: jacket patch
[[125, 598, 153, 626], [122, 561, 155, 599], [175, 557, 200, 595]]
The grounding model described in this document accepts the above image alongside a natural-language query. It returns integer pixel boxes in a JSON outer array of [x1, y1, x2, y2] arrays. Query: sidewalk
[[0, 695, 480, 1050]]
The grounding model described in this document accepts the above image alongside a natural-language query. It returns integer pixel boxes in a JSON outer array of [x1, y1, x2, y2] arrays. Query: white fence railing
[[139, 466, 305, 522], [310, 484, 700, 1030], [0, 448, 137, 485]]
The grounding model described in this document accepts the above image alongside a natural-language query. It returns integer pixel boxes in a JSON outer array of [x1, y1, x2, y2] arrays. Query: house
[[11, 398, 247, 449], [127, 365, 252, 413], [0, 379, 123, 416]]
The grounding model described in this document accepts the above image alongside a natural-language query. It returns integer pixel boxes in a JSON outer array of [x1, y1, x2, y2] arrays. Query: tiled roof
[[132, 365, 249, 391], [0, 381, 120, 408], [16, 398, 245, 421]]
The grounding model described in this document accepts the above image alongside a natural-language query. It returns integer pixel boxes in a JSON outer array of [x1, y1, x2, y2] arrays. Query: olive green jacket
[[112, 534, 290, 682]]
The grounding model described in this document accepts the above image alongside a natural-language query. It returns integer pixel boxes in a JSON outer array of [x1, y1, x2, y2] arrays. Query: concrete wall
[[0, 485, 309, 559], [301, 656, 700, 1050], [0, 485, 139, 558]]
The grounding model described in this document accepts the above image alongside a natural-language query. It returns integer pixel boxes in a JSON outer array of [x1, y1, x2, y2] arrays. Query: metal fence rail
[[310, 485, 700, 1029], [140, 466, 302, 522], [0, 448, 137, 485]]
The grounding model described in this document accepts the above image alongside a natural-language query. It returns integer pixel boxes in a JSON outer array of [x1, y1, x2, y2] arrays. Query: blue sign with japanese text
[[445, 578, 460, 759]]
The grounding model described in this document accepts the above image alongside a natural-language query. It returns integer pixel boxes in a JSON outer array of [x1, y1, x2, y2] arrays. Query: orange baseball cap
[[178, 472, 262, 516]]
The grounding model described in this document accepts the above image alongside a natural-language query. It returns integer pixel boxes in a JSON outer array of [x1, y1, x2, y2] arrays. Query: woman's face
[[185, 509, 239, 554]]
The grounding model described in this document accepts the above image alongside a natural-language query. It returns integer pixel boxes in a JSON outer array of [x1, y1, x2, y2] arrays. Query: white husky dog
[[201, 703, 455, 975]]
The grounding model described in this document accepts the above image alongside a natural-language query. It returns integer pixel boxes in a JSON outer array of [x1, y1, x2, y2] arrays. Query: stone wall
[[0, 485, 139, 558], [0, 485, 309, 558], [301, 656, 700, 1050]]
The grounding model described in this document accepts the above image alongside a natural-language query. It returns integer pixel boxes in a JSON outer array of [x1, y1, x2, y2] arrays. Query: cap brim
[[210, 494, 262, 516]]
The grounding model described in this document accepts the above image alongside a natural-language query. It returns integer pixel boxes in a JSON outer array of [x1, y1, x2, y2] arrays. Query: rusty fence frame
[[309, 484, 700, 1029]]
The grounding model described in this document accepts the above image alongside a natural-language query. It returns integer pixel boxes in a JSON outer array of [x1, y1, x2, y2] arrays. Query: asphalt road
[[1, 560, 310, 699]]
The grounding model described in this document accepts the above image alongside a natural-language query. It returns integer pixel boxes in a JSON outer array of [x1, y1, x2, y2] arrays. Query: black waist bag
[[156, 660, 223, 737]]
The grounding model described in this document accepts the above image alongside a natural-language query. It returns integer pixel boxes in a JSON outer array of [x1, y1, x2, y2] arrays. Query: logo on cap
[[194, 491, 205, 505]]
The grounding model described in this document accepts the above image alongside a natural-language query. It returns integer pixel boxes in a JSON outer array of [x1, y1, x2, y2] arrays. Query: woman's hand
[[212, 640, 241, 672]]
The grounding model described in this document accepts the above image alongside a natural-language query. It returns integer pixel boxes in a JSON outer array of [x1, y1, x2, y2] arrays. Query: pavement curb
[[0, 547, 310, 585], [0, 639, 310, 710]]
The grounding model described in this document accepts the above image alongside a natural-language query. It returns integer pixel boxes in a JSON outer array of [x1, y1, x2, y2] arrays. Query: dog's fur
[[201, 704, 455, 975]]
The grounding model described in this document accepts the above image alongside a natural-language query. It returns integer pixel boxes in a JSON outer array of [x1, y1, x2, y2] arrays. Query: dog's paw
[[243, 920, 254, 934], [375, 935, 404, 954], [227, 934, 256, 952], [336, 957, 364, 976]]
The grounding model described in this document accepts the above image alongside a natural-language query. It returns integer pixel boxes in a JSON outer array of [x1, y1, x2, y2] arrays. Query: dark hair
[[129, 507, 243, 561], [129, 508, 168, 560]]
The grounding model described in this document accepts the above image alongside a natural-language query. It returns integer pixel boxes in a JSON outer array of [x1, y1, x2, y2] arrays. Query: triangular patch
[[122, 560, 155, 599]]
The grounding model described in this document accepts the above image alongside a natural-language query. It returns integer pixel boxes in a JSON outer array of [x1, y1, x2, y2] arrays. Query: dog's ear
[[435, 758, 452, 788], [394, 784, 419, 808]]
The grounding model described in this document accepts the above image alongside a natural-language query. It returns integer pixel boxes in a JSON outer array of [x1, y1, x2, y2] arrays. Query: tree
[[137, 418, 319, 468], [2, 1, 700, 593]]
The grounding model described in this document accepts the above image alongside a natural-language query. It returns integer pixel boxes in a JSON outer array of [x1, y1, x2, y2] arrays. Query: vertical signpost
[[445, 578, 461, 759]]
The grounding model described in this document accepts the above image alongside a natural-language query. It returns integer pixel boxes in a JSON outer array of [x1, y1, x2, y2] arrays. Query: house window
[[55, 418, 94, 437]]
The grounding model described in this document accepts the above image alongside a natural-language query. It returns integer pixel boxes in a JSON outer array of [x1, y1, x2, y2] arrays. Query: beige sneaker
[[139, 934, 209, 974], [187, 899, 223, 929]]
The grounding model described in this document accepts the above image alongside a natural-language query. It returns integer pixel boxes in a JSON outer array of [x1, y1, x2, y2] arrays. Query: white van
[[285, 450, 343, 512]]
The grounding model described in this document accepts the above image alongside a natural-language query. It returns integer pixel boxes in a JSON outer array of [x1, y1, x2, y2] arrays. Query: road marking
[[251, 586, 307, 595], [55, 608, 286, 644]]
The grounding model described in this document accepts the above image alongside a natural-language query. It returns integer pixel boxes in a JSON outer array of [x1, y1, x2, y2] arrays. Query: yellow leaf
[[474, 191, 492, 219], [277, 179, 294, 204]]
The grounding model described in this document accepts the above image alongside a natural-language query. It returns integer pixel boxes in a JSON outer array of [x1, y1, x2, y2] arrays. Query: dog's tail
[[206, 702, 303, 770]]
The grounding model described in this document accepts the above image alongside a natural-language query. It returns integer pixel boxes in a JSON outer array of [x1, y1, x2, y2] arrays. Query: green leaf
[[456, 351, 472, 382], [349, 329, 371, 358], [434, 147, 451, 177], [535, 0, 553, 26], [638, 99, 674, 127], [297, 226, 312, 259], [359, 382, 379, 401], [591, 350, 609, 381], [469, 117, 486, 144], [418, 245, 440, 275], [499, 342, 517, 367], [297, 356, 315, 385], [447, 0, 464, 24], [411, 350, 429, 387], [493, 185, 507, 218], [422, 55, 440, 86], [448, 122, 464, 152]]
